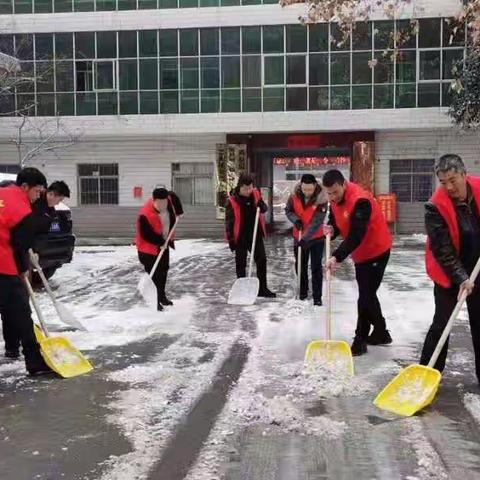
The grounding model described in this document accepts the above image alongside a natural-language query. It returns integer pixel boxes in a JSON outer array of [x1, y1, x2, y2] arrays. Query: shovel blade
[[34, 323, 46, 343], [138, 274, 158, 309], [228, 277, 259, 305], [374, 364, 441, 417], [304, 340, 354, 375], [40, 336, 93, 378]]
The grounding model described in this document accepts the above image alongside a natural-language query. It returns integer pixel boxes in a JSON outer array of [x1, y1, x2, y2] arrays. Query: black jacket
[[225, 189, 268, 246], [425, 191, 480, 286], [31, 195, 57, 235]]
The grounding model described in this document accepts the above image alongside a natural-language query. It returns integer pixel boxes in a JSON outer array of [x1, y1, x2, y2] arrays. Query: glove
[[229, 240, 236, 252], [294, 220, 303, 231], [323, 225, 334, 237], [298, 238, 307, 249]]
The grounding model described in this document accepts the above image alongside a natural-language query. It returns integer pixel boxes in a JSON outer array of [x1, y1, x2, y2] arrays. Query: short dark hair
[[300, 174, 317, 184], [237, 173, 254, 188], [152, 187, 169, 200], [322, 169, 345, 187], [16, 167, 47, 188], [48, 180, 70, 198], [435, 154, 466, 176]]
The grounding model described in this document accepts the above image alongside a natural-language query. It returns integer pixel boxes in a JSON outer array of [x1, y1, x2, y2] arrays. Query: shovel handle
[[324, 202, 332, 341], [297, 231, 302, 297], [149, 217, 179, 279], [248, 207, 260, 278], [23, 273, 50, 338], [29, 249, 56, 301], [428, 254, 480, 368]]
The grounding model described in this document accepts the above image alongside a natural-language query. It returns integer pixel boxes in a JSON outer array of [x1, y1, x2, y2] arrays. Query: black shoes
[[351, 337, 368, 356], [157, 303, 164, 312], [258, 288, 277, 298], [299, 293, 308, 301], [367, 329, 393, 346], [5, 348, 20, 359], [313, 300, 322, 306], [27, 365, 54, 377], [160, 297, 173, 306]]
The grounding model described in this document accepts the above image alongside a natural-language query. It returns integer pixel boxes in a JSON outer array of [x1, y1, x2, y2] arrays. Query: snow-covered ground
[[1, 237, 480, 480]]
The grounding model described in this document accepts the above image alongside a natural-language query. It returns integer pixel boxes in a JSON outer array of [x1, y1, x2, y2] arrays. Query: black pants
[[235, 235, 268, 291], [420, 284, 480, 381], [294, 240, 324, 303], [0, 274, 46, 371], [354, 250, 390, 340], [138, 250, 170, 305]]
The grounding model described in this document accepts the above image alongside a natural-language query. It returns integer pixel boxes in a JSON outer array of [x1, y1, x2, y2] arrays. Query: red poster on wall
[[377, 193, 397, 223]]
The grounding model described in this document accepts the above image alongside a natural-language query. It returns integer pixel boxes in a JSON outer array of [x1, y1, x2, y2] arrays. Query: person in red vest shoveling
[[323, 169, 392, 356], [420, 154, 480, 382], [135, 188, 183, 311], [285, 174, 328, 306], [225, 174, 276, 298]]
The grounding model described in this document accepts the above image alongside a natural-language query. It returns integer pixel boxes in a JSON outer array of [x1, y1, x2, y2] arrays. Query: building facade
[[0, 0, 479, 238]]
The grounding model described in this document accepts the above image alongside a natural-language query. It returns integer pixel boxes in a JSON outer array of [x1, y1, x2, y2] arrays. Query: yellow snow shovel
[[304, 205, 354, 375], [374, 255, 480, 416], [24, 274, 93, 379], [228, 207, 260, 305]]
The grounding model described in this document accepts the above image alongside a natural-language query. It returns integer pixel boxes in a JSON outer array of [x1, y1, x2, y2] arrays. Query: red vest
[[291, 195, 324, 241], [135, 198, 175, 256], [0, 185, 32, 275], [227, 189, 266, 243], [425, 176, 480, 288], [332, 182, 392, 264]]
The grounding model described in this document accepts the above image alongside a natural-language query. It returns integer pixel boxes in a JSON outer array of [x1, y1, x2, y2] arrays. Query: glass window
[[201, 89, 219, 113], [35, 34, 53, 60], [442, 82, 453, 107], [139, 30, 157, 57], [331, 23, 350, 51], [0, 0, 13, 14], [158, 0, 175, 7], [119, 31, 137, 58], [14, 0, 32, 13], [56, 93, 74, 115], [17, 62, 34, 93], [200, 0, 217, 6], [55, 33, 73, 58], [330, 86, 350, 109], [330, 53, 350, 84], [221, 56, 240, 88], [418, 83, 440, 107], [420, 50, 441, 80], [352, 85, 372, 109], [98, 92, 118, 114], [264, 56, 284, 85], [75, 61, 93, 91], [55, 60, 74, 91], [35, 94, 54, 116], [16, 94, 36, 115], [263, 87, 284, 111], [418, 18, 441, 48], [443, 49, 463, 79], [201, 57, 219, 89], [34, 0, 52, 14], [221, 0, 238, 5], [36, 61, 54, 92], [443, 18, 465, 47], [309, 86, 328, 110], [75, 32, 94, 59], [242, 0, 260, 5], [263, 26, 284, 54], [181, 58, 199, 89], [201, 28, 219, 56], [374, 84, 393, 108], [352, 22, 372, 50], [286, 25, 307, 53], [309, 53, 328, 85], [242, 88, 261, 112], [119, 60, 138, 90], [390, 159, 434, 202], [140, 59, 158, 89], [396, 83, 416, 108], [179, 0, 197, 7], [78, 164, 119, 204], [96, 0, 116, 9], [221, 28, 240, 55], [160, 91, 178, 113], [221, 89, 240, 112], [180, 29, 198, 56], [242, 27, 261, 54], [0, 35, 14, 56], [180, 89, 198, 113], [396, 50, 416, 83], [16, 34, 34, 60], [374, 52, 394, 83], [396, 19, 416, 48], [76, 92, 96, 115], [309, 24, 328, 52], [374, 20, 394, 50], [242, 56, 261, 87], [160, 58, 178, 89], [159, 30, 178, 57], [95, 61, 115, 90], [117, 0, 136, 9], [140, 91, 158, 114], [286, 56, 305, 84], [96, 32, 116, 58], [352, 52, 372, 84], [120, 92, 138, 114], [286, 87, 306, 110], [74, 0, 93, 11]]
